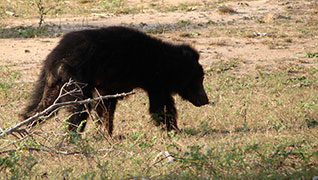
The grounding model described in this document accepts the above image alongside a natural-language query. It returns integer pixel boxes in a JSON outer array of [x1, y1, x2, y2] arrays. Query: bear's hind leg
[[95, 98, 118, 135], [67, 105, 90, 133], [60, 83, 92, 133]]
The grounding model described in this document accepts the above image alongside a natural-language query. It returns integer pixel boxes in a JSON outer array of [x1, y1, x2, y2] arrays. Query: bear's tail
[[21, 69, 62, 125]]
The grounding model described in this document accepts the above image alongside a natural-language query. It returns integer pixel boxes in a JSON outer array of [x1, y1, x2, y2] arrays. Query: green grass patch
[[0, 66, 21, 92], [0, 25, 61, 38], [207, 59, 241, 73], [307, 52, 318, 58]]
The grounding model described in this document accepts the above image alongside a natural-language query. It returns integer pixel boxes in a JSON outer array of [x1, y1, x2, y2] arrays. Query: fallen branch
[[0, 146, 132, 156], [0, 91, 135, 138], [0, 147, 82, 155]]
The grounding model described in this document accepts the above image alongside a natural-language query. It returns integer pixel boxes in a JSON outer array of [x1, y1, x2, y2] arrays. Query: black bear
[[22, 26, 209, 135]]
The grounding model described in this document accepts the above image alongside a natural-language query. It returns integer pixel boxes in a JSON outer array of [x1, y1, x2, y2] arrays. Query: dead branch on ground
[[0, 80, 134, 138]]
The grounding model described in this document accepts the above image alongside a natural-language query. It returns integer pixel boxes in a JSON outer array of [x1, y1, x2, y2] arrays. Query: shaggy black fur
[[22, 26, 209, 135]]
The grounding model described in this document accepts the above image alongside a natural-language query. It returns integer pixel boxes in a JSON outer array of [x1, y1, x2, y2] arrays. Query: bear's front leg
[[148, 91, 179, 131]]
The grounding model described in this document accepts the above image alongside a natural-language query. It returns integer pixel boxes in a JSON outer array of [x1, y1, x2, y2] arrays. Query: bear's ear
[[181, 45, 200, 61]]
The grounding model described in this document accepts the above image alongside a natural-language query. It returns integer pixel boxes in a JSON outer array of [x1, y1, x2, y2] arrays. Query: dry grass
[[217, 5, 236, 14], [1, 61, 318, 179]]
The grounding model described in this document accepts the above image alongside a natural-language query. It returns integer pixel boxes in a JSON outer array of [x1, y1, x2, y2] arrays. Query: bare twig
[[0, 91, 134, 138], [34, 0, 62, 27], [0, 147, 82, 155], [144, 151, 175, 173], [0, 145, 132, 156], [0, 135, 30, 150]]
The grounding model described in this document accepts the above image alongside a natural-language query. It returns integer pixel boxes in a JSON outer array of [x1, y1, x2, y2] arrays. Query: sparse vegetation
[[207, 59, 241, 73], [32, 0, 63, 27], [307, 52, 318, 58], [217, 5, 236, 14], [1, 61, 318, 179], [163, 2, 198, 12], [0, 25, 61, 38]]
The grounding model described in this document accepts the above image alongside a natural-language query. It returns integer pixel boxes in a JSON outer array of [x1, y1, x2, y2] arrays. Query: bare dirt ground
[[1, 0, 317, 83]]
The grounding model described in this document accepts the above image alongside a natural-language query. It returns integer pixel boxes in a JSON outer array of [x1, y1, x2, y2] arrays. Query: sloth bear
[[22, 26, 209, 135]]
